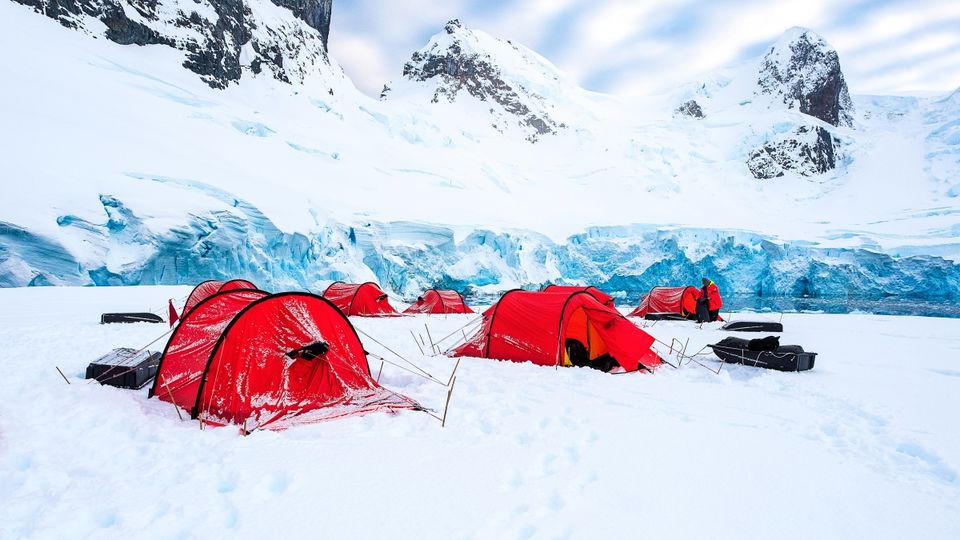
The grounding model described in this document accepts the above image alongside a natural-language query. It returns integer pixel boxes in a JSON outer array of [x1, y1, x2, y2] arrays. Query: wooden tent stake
[[160, 377, 184, 421], [424, 324, 437, 355], [410, 331, 425, 355], [441, 375, 457, 428]]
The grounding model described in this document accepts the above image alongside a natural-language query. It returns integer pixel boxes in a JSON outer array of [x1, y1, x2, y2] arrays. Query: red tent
[[151, 292, 417, 430], [628, 286, 698, 319], [451, 290, 660, 372], [542, 284, 615, 307], [403, 289, 474, 314], [322, 282, 399, 316], [151, 289, 269, 407], [181, 279, 258, 316]]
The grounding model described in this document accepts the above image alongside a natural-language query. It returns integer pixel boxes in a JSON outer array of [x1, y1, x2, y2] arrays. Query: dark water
[[717, 294, 960, 319], [465, 291, 960, 319]]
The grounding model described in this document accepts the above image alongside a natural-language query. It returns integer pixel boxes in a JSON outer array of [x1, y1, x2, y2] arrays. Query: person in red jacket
[[696, 277, 723, 323]]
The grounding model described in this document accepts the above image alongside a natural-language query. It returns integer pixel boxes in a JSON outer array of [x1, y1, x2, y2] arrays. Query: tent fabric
[[322, 282, 399, 316], [628, 286, 699, 319], [403, 289, 474, 314], [542, 285, 615, 307], [192, 293, 417, 430], [181, 279, 259, 316], [451, 290, 660, 372], [150, 289, 270, 406]]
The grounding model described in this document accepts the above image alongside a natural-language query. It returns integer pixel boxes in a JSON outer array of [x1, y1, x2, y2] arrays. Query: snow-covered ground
[[2, 286, 958, 538]]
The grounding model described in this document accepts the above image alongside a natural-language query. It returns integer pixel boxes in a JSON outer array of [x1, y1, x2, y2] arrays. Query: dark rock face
[[395, 19, 562, 141], [675, 99, 704, 118], [269, 0, 332, 48], [747, 125, 838, 179], [12, 0, 333, 89], [757, 29, 854, 127]]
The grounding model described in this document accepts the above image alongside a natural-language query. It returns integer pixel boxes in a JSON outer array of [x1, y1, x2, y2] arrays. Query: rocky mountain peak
[[12, 0, 336, 89], [445, 18, 462, 33], [757, 27, 854, 127], [383, 19, 568, 142]]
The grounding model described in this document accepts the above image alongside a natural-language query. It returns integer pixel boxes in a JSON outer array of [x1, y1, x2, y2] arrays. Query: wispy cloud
[[328, 0, 960, 97]]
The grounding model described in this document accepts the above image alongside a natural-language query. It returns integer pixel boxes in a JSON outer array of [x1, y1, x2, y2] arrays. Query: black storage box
[[86, 348, 161, 389], [722, 320, 784, 332], [100, 312, 164, 324], [709, 337, 816, 372]]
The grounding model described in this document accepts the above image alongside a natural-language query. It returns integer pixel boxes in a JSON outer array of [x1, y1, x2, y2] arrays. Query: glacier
[[3, 186, 958, 316]]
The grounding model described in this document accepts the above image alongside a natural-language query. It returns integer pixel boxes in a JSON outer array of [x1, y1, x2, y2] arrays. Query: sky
[[328, 0, 960, 98]]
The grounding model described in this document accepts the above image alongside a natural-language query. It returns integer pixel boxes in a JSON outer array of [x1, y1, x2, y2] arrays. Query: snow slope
[[1, 286, 958, 538], [1, 2, 959, 300]]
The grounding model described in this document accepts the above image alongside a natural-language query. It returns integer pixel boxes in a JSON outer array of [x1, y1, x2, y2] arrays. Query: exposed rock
[[12, 0, 334, 89], [675, 99, 704, 118], [757, 27, 854, 127], [386, 19, 565, 142], [269, 0, 332, 48], [747, 125, 839, 179]]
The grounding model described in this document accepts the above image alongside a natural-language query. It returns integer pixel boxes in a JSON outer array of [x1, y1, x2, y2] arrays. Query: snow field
[[1, 286, 958, 538]]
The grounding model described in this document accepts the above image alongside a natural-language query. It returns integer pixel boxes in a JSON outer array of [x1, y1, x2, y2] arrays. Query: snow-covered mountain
[[676, 27, 855, 179], [382, 18, 585, 142], [1, 0, 958, 305]]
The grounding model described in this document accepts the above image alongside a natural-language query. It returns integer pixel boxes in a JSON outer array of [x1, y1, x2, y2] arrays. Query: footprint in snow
[[217, 475, 237, 493], [14, 454, 32, 471], [97, 511, 117, 528], [894, 442, 959, 485], [270, 471, 291, 494]]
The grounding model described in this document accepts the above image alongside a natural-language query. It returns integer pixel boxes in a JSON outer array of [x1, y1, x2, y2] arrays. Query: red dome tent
[[322, 282, 399, 316], [181, 279, 258, 316], [628, 286, 699, 319], [403, 289, 474, 314], [451, 290, 660, 372], [542, 284, 615, 307], [151, 288, 269, 407], [151, 292, 417, 430]]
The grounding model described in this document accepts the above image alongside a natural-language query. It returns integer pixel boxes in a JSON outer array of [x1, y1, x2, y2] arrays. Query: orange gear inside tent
[[321, 281, 399, 316], [403, 289, 474, 314], [451, 290, 660, 372]]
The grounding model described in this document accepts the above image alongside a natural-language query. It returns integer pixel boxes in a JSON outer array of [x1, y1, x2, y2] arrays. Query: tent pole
[[55, 366, 71, 385]]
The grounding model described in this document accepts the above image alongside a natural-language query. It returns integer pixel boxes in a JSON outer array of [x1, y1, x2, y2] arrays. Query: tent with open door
[[181, 279, 259, 316], [403, 289, 474, 314], [451, 290, 660, 372], [542, 284, 615, 307], [322, 282, 399, 316], [628, 286, 698, 319], [151, 291, 417, 430]]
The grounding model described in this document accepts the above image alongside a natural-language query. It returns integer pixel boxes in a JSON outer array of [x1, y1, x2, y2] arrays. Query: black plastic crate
[[86, 348, 161, 389]]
